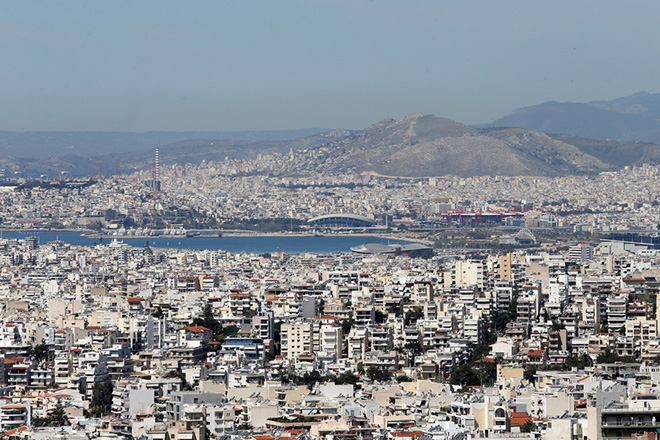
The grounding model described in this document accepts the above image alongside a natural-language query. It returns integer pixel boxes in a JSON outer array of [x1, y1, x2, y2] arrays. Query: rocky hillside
[[282, 114, 612, 177], [4, 113, 660, 179]]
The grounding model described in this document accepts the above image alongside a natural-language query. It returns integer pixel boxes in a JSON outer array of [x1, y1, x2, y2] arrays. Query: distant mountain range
[[483, 91, 660, 142], [3, 113, 660, 179], [0, 128, 329, 159], [3, 92, 660, 179]]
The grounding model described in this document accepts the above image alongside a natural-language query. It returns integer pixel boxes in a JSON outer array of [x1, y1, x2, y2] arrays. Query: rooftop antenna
[[115, 158, 120, 179]]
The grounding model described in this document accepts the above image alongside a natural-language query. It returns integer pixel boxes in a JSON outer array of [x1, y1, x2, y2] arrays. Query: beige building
[[281, 322, 318, 360], [498, 253, 514, 281], [471, 396, 508, 432], [444, 260, 485, 288], [626, 317, 658, 349]]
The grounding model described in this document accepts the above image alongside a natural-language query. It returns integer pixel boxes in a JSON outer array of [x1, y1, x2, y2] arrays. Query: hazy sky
[[2, 1, 660, 131]]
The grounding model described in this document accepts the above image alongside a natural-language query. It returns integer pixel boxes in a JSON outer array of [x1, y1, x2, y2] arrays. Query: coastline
[[0, 228, 432, 246], [80, 231, 431, 244]]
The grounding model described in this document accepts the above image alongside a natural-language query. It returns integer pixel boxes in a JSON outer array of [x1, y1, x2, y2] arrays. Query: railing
[[603, 422, 660, 427]]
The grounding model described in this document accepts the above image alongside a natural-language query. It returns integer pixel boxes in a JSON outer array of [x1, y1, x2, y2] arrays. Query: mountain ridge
[[1, 113, 660, 179], [281, 115, 611, 178], [484, 91, 660, 142]]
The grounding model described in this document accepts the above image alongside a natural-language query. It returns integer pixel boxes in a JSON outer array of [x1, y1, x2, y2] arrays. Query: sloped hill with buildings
[[4, 113, 660, 179], [283, 114, 612, 177]]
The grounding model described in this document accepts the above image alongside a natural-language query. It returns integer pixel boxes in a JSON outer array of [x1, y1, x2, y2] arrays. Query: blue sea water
[[0, 230, 411, 254]]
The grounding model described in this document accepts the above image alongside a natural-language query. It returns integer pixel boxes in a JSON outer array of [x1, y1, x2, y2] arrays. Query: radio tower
[[148, 148, 162, 198], [154, 148, 160, 181]]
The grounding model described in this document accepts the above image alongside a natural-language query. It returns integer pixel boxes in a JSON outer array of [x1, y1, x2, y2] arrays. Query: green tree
[[33, 402, 70, 427], [216, 324, 239, 346], [404, 308, 423, 326], [366, 366, 392, 382], [331, 371, 359, 385], [475, 361, 497, 386], [492, 311, 513, 333], [551, 320, 565, 331], [564, 354, 592, 369], [49, 403, 70, 427], [472, 344, 492, 361], [596, 348, 638, 364], [300, 370, 324, 389], [450, 363, 480, 387], [521, 420, 536, 432], [404, 340, 424, 356], [508, 294, 518, 319], [90, 376, 113, 416], [78, 377, 87, 395], [273, 321, 282, 356], [166, 367, 193, 391], [33, 341, 50, 362], [450, 361, 496, 387], [191, 301, 222, 335], [386, 304, 402, 317], [341, 320, 352, 336], [524, 364, 538, 383]]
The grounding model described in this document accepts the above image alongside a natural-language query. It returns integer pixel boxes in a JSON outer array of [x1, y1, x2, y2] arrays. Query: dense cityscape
[[0, 159, 658, 439], [4, 2, 660, 440], [3, 159, 660, 236]]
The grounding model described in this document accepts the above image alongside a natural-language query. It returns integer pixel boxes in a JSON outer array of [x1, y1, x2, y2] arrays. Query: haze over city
[[3, 0, 660, 132], [5, 3, 660, 440]]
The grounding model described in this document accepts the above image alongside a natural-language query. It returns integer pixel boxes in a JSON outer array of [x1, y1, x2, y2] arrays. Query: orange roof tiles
[[182, 326, 211, 333], [527, 350, 545, 358], [510, 412, 532, 427], [1, 426, 27, 436]]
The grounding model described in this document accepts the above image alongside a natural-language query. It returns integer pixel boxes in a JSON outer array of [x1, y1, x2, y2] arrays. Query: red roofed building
[[179, 326, 213, 348], [388, 431, 423, 440], [510, 412, 532, 431], [527, 349, 546, 363], [0, 404, 29, 431]]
